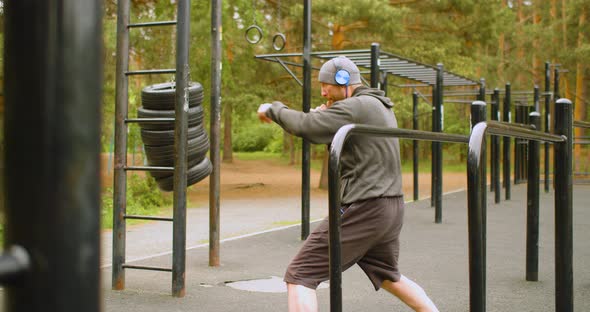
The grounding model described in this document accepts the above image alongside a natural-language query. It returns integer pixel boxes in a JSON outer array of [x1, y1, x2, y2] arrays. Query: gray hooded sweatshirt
[[266, 86, 402, 204]]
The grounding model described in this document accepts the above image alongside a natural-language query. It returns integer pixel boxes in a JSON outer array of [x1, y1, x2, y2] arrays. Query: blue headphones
[[333, 58, 351, 86]]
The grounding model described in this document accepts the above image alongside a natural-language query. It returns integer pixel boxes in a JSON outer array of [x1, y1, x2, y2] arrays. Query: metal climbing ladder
[[112, 0, 191, 297]]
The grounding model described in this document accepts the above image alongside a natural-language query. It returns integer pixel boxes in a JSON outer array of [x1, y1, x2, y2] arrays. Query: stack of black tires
[[139, 82, 212, 192]]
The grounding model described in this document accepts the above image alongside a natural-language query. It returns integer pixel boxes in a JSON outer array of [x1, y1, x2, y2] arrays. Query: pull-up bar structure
[[256, 43, 479, 230]]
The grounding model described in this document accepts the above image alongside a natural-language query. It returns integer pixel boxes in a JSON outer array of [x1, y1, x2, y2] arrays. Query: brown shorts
[[284, 196, 404, 291]]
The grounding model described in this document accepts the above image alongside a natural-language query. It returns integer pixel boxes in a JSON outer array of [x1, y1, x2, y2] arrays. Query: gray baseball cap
[[318, 56, 361, 85]]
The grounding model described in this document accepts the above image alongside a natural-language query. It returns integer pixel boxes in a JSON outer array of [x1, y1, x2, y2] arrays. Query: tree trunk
[[319, 147, 329, 190], [551, 0, 559, 58], [532, 4, 541, 84], [222, 100, 233, 163], [497, 0, 507, 81], [562, 0, 567, 48], [516, 0, 525, 87], [574, 9, 586, 172]]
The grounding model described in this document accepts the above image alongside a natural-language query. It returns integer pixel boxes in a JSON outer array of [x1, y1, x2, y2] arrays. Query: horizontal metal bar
[[124, 215, 173, 221], [125, 166, 174, 172], [125, 69, 176, 76], [128, 21, 177, 28], [334, 125, 470, 147], [253, 56, 321, 70], [392, 83, 431, 88], [125, 118, 175, 124], [125, 118, 175, 123], [445, 99, 477, 104], [481, 121, 564, 143], [574, 120, 590, 129], [122, 264, 172, 272]]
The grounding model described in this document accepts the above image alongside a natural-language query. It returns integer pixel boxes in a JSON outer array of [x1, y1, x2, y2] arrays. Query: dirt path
[[101, 154, 467, 204], [185, 157, 467, 204]]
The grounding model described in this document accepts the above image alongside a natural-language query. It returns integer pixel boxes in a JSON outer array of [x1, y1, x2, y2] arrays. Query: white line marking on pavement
[[101, 218, 324, 269], [101, 189, 466, 269]]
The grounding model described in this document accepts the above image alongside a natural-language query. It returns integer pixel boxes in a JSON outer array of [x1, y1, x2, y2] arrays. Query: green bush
[[101, 173, 172, 229], [233, 124, 279, 152]]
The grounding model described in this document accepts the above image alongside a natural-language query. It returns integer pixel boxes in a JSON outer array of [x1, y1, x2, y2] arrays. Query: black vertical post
[[209, 0, 221, 270], [467, 126, 486, 312], [478, 78, 486, 101], [490, 91, 497, 190], [526, 112, 541, 282], [553, 98, 573, 312], [370, 43, 380, 89], [478, 79, 488, 190], [544, 62, 551, 193], [471, 101, 487, 250], [534, 85, 540, 113], [4, 1, 102, 311], [492, 89, 501, 204], [173, 0, 191, 296], [431, 85, 436, 208], [112, 0, 130, 290], [503, 83, 512, 200], [554, 68, 561, 100], [381, 73, 388, 96], [514, 104, 526, 184], [301, 0, 312, 240], [328, 151, 343, 312], [434, 64, 444, 223], [413, 92, 419, 201]]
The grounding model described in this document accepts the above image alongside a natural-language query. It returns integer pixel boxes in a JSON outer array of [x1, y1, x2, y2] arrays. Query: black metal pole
[[173, 0, 191, 296], [471, 101, 487, 293], [467, 125, 486, 312], [112, 0, 130, 291], [301, 0, 312, 240], [431, 85, 436, 208], [554, 68, 561, 100], [381, 73, 388, 96], [3, 1, 102, 310], [492, 89, 501, 204], [503, 83, 512, 200], [553, 98, 573, 312], [526, 112, 541, 282], [534, 85, 540, 113], [413, 92, 419, 201], [328, 148, 343, 312], [544, 62, 551, 193], [478, 78, 486, 101], [370, 43, 380, 89], [209, 0, 221, 269], [514, 105, 523, 184], [434, 64, 444, 223]]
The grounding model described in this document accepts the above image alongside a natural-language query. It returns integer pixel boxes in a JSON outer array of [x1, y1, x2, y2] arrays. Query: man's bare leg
[[381, 275, 439, 312], [287, 283, 318, 312]]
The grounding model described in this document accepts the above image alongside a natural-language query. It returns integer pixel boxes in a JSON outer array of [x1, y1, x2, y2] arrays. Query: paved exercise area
[[99, 184, 590, 311]]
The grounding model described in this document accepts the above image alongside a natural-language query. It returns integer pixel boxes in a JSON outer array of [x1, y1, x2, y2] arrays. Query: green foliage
[[232, 123, 281, 152], [101, 173, 172, 229]]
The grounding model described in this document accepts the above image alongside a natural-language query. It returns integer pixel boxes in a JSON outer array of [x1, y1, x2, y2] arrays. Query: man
[[257, 56, 439, 312]]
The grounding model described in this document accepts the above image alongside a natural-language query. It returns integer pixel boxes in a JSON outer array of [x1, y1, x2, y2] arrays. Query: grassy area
[[101, 173, 172, 230]]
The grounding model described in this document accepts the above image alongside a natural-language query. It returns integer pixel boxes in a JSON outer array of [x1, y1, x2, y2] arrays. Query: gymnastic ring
[[245, 25, 263, 44], [272, 33, 286, 51]]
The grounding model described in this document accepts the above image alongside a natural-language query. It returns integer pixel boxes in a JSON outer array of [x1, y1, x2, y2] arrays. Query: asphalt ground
[[100, 184, 590, 312]]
